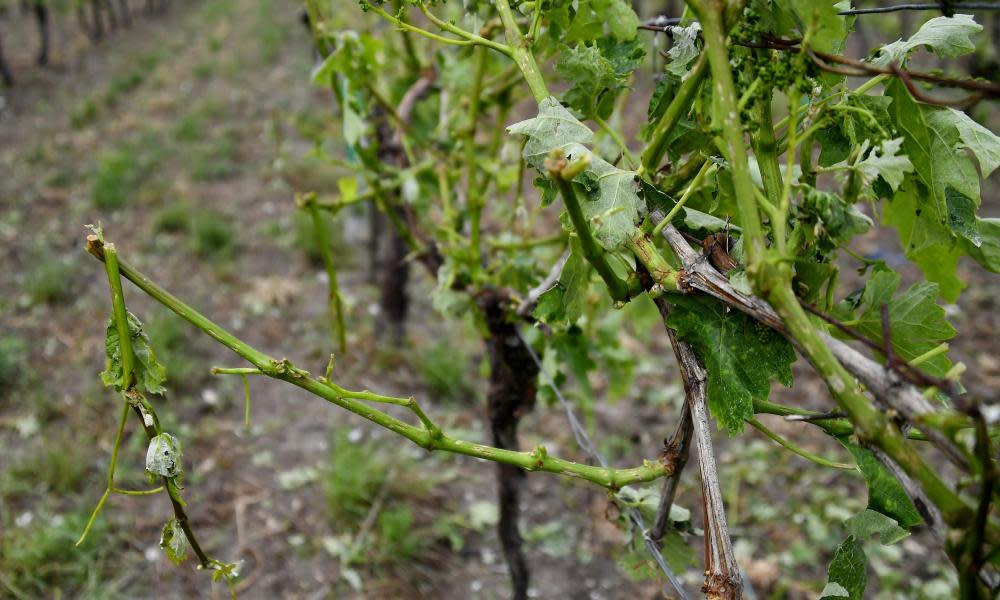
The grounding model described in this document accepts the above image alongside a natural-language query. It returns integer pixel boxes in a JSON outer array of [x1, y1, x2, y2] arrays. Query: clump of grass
[[69, 97, 100, 129], [8, 436, 92, 495], [91, 151, 136, 211], [152, 202, 192, 234], [0, 335, 28, 396], [190, 212, 235, 259], [173, 113, 203, 142], [189, 131, 241, 181], [0, 509, 117, 597], [193, 61, 215, 79], [91, 135, 164, 211], [146, 310, 206, 391], [325, 431, 438, 568], [25, 256, 75, 305], [415, 340, 473, 402]]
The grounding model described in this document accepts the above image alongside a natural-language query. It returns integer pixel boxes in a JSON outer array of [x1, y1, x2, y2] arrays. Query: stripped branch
[[655, 297, 741, 600]]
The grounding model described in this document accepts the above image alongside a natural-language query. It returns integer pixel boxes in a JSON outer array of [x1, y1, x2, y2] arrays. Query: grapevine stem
[[307, 201, 347, 354], [640, 56, 708, 174], [547, 154, 633, 301], [86, 236, 670, 490], [652, 159, 715, 236], [747, 418, 855, 470]]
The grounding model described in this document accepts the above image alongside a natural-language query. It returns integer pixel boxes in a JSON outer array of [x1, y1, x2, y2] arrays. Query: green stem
[[307, 203, 347, 354], [495, 0, 549, 102], [242, 374, 251, 431], [104, 245, 134, 388], [652, 159, 715, 236], [89, 237, 215, 568], [87, 237, 669, 490], [467, 45, 488, 275], [690, 2, 764, 267], [626, 231, 680, 291], [640, 56, 708, 175], [113, 486, 165, 496], [747, 417, 855, 470], [417, 2, 513, 56], [594, 114, 636, 169], [549, 157, 632, 301], [489, 231, 567, 251]]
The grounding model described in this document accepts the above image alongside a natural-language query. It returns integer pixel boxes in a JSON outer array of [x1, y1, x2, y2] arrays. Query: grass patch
[[188, 130, 241, 181], [0, 508, 120, 598], [146, 309, 208, 391], [190, 211, 235, 259], [25, 256, 75, 305], [0, 335, 29, 397], [90, 134, 164, 211], [414, 340, 473, 403], [69, 97, 100, 129], [152, 202, 192, 234], [7, 436, 92, 496]]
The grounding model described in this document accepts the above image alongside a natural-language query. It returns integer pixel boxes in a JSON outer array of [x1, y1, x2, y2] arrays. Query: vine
[[77, 1, 1000, 598]]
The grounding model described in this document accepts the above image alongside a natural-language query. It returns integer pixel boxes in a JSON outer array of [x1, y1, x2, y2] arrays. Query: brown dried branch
[[655, 297, 742, 600], [651, 402, 694, 542]]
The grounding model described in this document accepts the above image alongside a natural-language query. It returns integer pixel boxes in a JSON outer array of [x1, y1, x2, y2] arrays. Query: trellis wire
[[514, 328, 691, 600]]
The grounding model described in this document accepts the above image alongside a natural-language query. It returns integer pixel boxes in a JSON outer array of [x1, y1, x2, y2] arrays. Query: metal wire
[[514, 328, 691, 600]]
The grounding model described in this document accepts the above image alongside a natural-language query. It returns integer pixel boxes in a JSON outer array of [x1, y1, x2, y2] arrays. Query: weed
[[25, 256, 75, 305], [91, 153, 144, 211], [377, 506, 424, 562], [415, 340, 473, 403], [147, 309, 207, 391], [45, 167, 77, 189], [193, 62, 215, 79], [190, 212, 235, 259], [91, 135, 164, 211], [0, 335, 28, 395], [69, 97, 100, 129], [7, 436, 92, 496], [0, 508, 120, 598], [189, 131, 241, 181], [152, 202, 192, 234], [173, 113, 203, 142]]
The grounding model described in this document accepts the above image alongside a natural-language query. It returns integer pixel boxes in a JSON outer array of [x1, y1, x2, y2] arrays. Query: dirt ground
[[1, 2, 998, 599]]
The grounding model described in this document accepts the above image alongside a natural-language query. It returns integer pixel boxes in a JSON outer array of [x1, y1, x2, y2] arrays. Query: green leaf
[[534, 239, 591, 326], [160, 518, 188, 565], [874, 13, 981, 66], [590, 0, 640, 41], [146, 433, 184, 479], [100, 311, 167, 395], [663, 22, 701, 77], [940, 107, 1000, 178], [571, 155, 643, 248], [508, 99, 643, 248], [963, 217, 1000, 273], [845, 509, 909, 545], [820, 536, 867, 600], [771, 0, 851, 58], [884, 180, 966, 301], [667, 296, 795, 435], [842, 441, 923, 528], [845, 138, 913, 193], [507, 97, 594, 172], [843, 268, 956, 378], [945, 186, 982, 247], [883, 81, 984, 300], [556, 38, 645, 120]]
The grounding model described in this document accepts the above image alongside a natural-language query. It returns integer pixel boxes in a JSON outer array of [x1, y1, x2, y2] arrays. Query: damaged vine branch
[[85, 234, 671, 490]]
